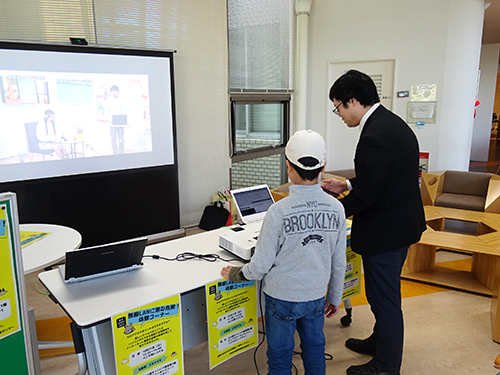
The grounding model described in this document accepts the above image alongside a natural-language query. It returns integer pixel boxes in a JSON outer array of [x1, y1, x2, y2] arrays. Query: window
[[230, 94, 290, 189], [228, 0, 294, 189], [0, 0, 95, 43]]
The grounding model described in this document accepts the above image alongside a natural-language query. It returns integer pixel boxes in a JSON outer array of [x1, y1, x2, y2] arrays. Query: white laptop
[[230, 184, 275, 224], [219, 185, 275, 261], [59, 236, 148, 283]]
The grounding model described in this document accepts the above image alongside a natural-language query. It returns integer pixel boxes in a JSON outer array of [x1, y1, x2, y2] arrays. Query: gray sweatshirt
[[241, 183, 347, 305]]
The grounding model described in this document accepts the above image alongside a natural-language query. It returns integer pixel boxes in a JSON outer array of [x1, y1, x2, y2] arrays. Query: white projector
[[219, 221, 262, 261]]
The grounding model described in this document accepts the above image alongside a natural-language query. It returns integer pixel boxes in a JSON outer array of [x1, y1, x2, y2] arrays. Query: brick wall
[[231, 138, 284, 189]]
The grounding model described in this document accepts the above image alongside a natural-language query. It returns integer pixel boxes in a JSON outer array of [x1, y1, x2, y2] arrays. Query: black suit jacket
[[340, 105, 426, 256]]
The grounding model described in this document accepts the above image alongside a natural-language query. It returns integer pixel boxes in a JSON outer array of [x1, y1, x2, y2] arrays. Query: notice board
[[0, 192, 34, 374]]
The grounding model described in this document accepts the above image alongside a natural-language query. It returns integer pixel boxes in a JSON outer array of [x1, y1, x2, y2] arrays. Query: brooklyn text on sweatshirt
[[284, 202, 340, 234]]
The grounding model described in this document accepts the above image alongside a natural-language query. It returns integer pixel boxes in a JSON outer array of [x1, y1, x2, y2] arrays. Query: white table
[[38, 227, 244, 375], [39, 227, 241, 326], [21, 223, 82, 274], [20, 223, 82, 371]]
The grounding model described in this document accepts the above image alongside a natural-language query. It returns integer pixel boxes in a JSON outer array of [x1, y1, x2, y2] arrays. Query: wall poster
[[342, 223, 361, 300], [205, 278, 258, 369], [0, 192, 34, 374], [111, 294, 184, 375]]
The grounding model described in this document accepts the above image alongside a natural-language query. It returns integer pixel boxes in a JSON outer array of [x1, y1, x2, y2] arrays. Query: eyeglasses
[[332, 102, 342, 116]]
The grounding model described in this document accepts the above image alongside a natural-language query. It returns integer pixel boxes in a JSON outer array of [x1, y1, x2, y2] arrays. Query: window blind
[[228, 0, 294, 91], [0, 0, 95, 43]]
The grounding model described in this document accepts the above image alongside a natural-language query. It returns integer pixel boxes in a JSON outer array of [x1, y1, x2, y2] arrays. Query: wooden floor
[[469, 135, 500, 173]]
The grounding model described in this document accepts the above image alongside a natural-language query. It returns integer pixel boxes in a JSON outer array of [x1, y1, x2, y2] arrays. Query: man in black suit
[[322, 70, 426, 375]]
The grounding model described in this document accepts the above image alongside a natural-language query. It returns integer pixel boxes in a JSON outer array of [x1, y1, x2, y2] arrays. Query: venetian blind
[[0, 0, 96, 43], [228, 0, 294, 91]]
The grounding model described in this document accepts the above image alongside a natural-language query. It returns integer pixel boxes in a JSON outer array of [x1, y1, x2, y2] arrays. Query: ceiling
[[483, 1, 500, 44]]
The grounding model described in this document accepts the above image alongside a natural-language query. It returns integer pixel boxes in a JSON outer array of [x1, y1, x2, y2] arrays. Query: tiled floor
[[28, 249, 500, 375]]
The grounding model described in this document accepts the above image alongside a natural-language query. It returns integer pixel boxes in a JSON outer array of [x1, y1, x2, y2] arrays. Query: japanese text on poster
[[342, 226, 361, 300], [19, 231, 50, 248], [206, 278, 258, 369], [111, 295, 183, 375], [0, 205, 21, 341]]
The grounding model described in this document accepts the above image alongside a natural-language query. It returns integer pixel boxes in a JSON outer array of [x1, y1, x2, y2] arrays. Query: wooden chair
[[420, 170, 500, 213]]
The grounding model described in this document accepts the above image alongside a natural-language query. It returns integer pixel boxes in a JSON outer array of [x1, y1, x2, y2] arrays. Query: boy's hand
[[321, 178, 347, 195], [221, 266, 233, 279], [325, 302, 340, 318]]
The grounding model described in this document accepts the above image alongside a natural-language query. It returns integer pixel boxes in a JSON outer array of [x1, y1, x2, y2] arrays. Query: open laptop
[[219, 185, 275, 261], [59, 236, 148, 284], [230, 184, 275, 224], [112, 114, 128, 125]]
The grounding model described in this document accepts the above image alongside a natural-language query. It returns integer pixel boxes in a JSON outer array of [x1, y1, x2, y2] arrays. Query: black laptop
[[59, 236, 148, 283]]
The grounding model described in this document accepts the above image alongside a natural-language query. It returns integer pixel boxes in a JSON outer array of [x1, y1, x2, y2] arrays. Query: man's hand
[[321, 178, 348, 195], [325, 302, 340, 318], [221, 266, 232, 279]]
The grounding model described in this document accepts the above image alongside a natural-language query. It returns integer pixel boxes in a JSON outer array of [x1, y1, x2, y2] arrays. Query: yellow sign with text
[[19, 231, 50, 248], [342, 233, 362, 300], [206, 278, 258, 369], [0, 205, 21, 341], [111, 295, 183, 375]]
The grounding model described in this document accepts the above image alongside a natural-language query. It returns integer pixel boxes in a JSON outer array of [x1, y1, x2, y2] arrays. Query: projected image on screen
[[0, 70, 152, 164]]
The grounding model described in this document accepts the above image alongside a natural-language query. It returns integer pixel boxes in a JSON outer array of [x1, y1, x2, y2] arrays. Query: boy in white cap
[[221, 129, 346, 375]]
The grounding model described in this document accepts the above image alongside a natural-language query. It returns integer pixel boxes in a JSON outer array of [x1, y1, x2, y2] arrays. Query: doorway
[[470, 71, 500, 173]]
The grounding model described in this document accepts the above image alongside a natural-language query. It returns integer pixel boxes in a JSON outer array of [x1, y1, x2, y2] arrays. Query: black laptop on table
[[59, 236, 148, 284]]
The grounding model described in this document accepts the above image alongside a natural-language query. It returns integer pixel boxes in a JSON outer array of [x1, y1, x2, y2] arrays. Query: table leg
[[472, 253, 497, 291], [402, 243, 436, 275], [489, 256, 500, 343]]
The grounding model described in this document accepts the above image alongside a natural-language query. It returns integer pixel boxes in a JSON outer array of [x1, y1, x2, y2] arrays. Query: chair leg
[[341, 298, 353, 327]]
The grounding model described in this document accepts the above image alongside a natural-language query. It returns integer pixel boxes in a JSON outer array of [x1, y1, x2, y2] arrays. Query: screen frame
[[0, 40, 180, 246]]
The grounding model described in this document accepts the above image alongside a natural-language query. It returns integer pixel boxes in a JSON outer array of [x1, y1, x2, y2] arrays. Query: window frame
[[230, 92, 291, 163]]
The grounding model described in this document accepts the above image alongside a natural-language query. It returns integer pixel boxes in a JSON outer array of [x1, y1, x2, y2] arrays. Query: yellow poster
[[19, 231, 50, 248], [0, 205, 21, 340], [206, 278, 258, 369], [342, 232, 362, 300], [111, 295, 183, 375]]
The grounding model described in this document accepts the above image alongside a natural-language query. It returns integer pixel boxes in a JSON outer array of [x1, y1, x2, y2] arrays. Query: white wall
[[471, 44, 500, 161], [174, 1, 230, 226], [306, 0, 485, 173]]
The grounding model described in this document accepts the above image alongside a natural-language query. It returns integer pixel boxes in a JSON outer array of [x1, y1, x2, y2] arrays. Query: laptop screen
[[112, 114, 128, 125], [231, 185, 274, 223], [64, 236, 147, 282]]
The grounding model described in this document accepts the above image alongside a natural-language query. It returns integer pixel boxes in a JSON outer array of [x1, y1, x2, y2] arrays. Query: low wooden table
[[401, 205, 500, 342]]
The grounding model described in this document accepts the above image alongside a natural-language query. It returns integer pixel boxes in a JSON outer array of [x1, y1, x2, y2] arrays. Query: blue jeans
[[264, 293, 326, 375]]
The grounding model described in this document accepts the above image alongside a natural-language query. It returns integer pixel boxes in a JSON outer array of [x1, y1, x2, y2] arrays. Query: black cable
[[253, 279, 266, 375], [143, 253, 241, 263]]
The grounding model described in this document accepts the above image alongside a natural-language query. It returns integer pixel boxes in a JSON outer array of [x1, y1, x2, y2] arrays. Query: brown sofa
[[420, 170, 500, 213]]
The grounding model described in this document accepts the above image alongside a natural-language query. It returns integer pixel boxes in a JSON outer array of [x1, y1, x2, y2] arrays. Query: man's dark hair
[[110, 85, 119, 92], [329, 69, 380, 107], [287, 157, 323, 181]]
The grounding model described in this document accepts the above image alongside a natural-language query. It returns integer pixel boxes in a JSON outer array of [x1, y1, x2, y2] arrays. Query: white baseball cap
[[285, 129, 326, 170]]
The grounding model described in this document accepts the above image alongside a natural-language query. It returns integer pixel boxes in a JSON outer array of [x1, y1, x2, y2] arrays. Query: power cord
[[143, 252, 241, 263], [25, 275, 50, 295]]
